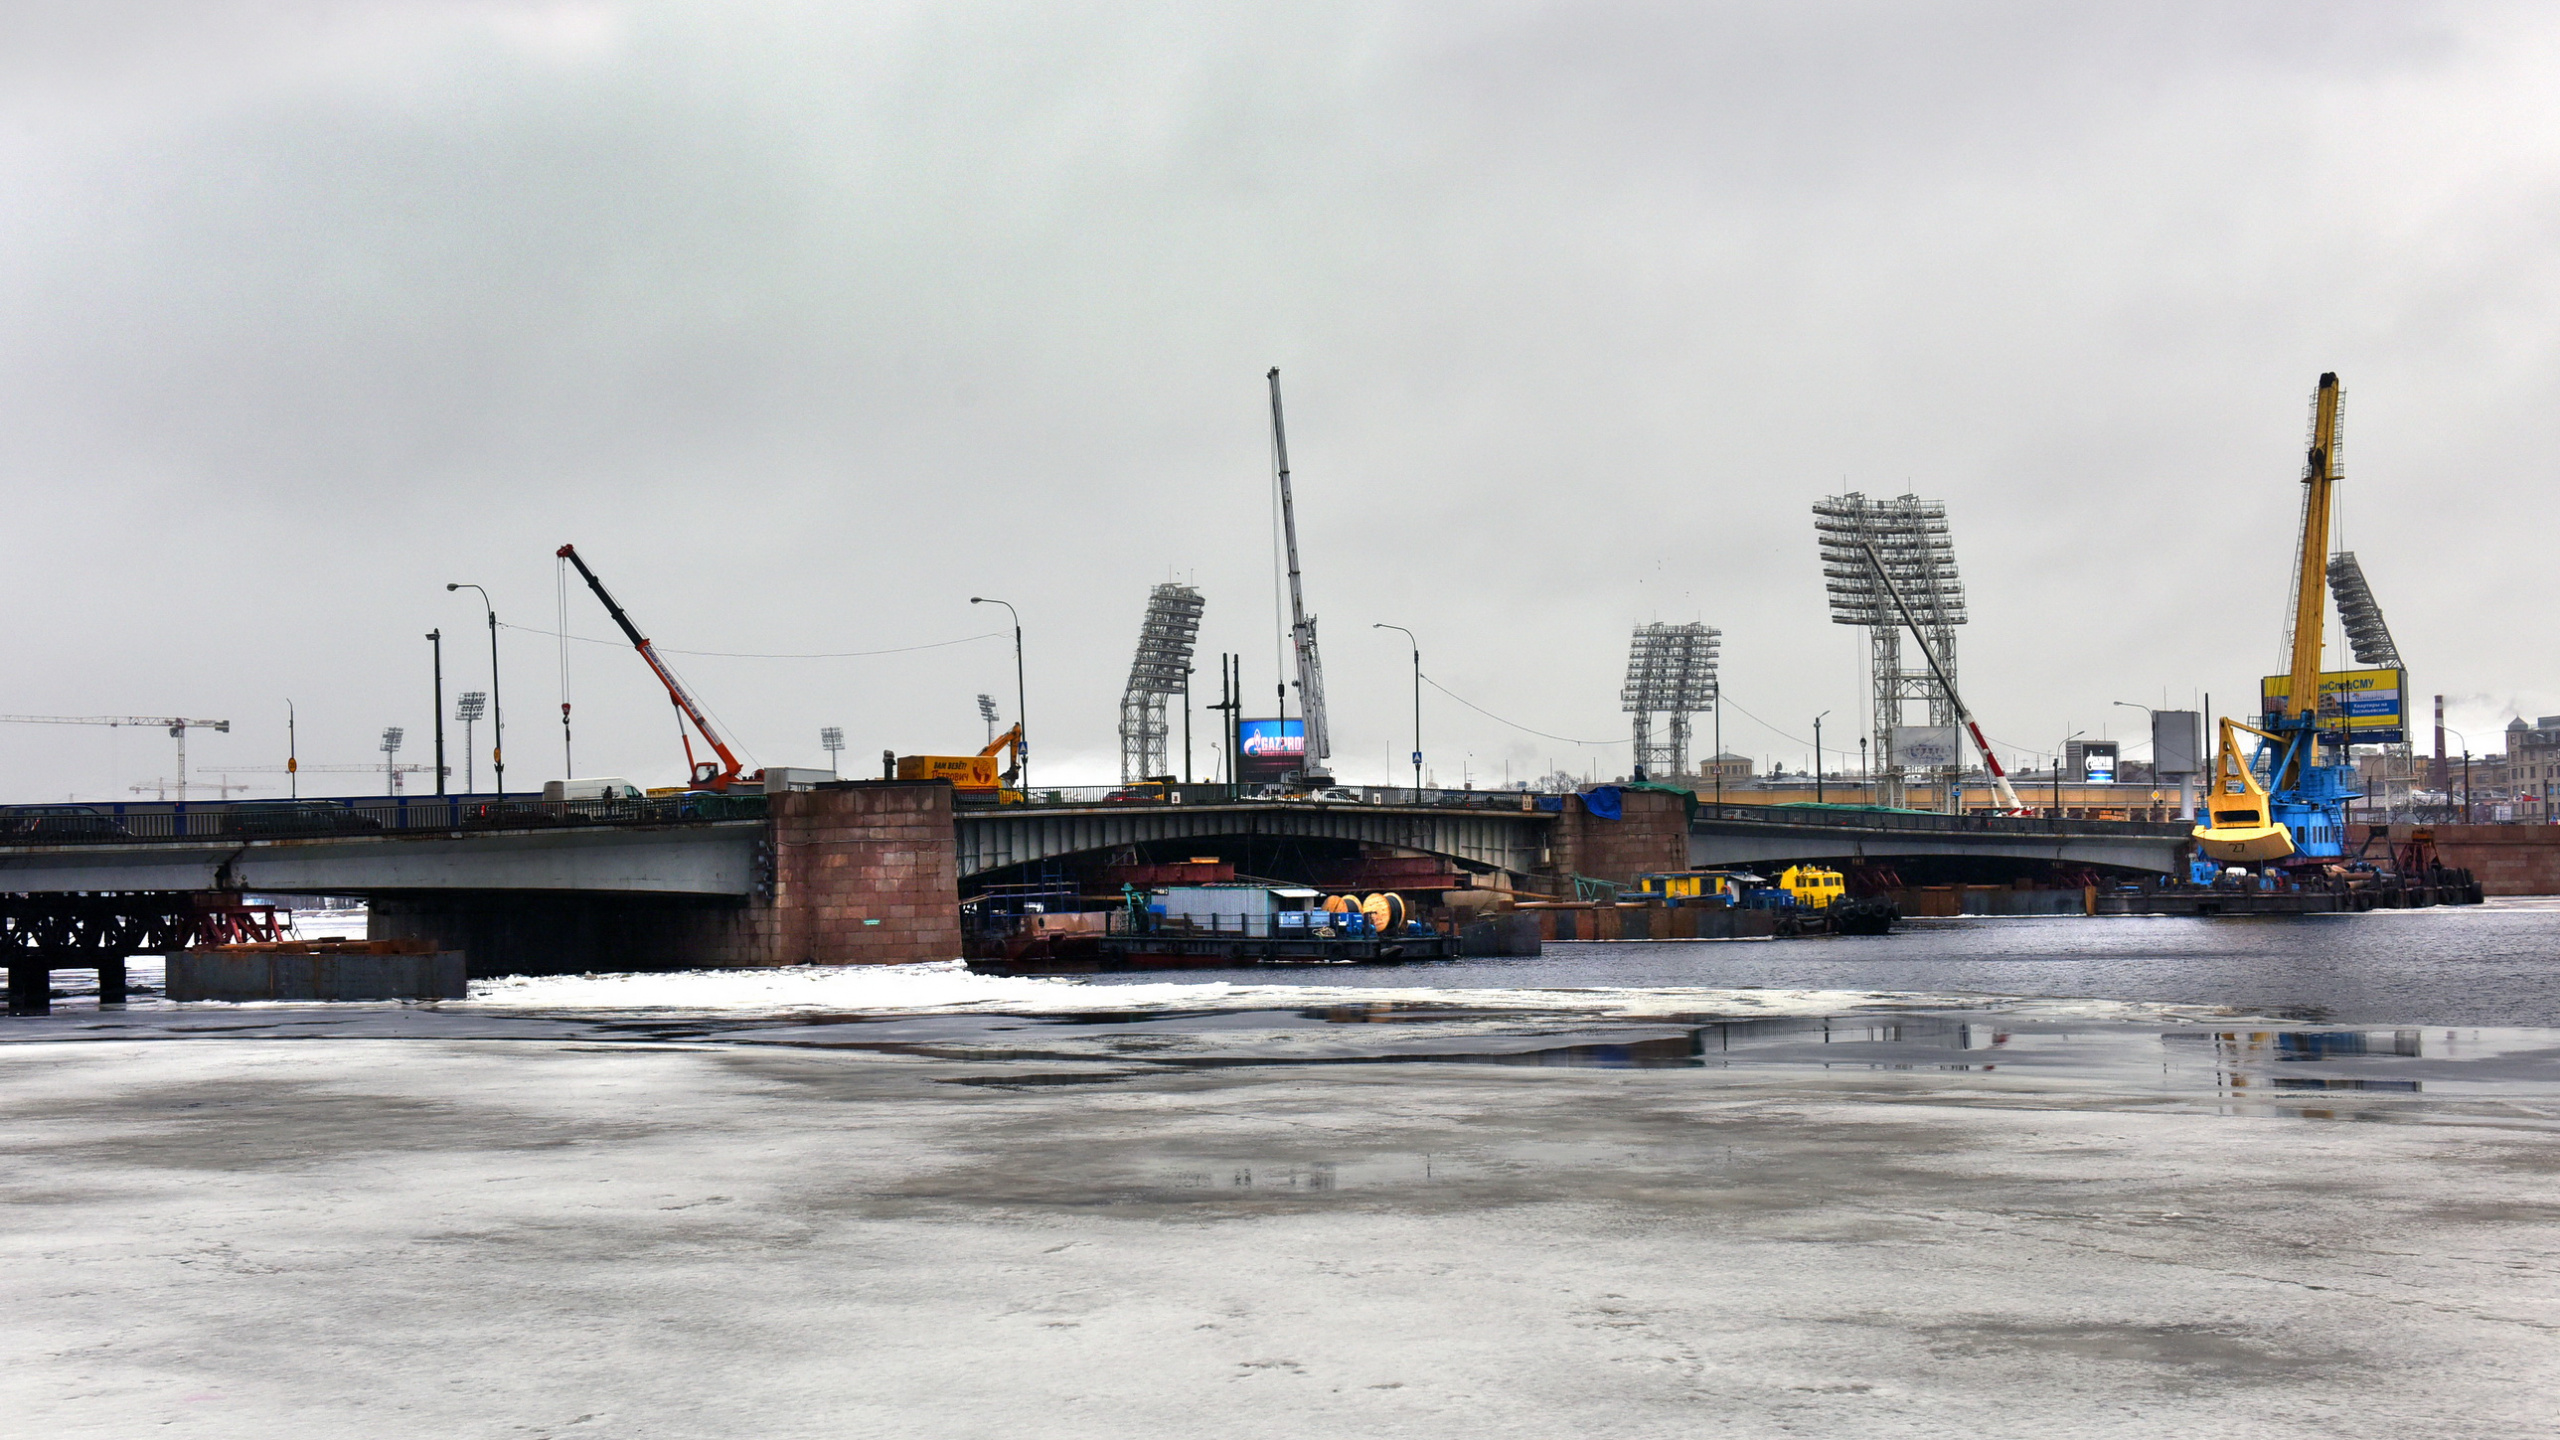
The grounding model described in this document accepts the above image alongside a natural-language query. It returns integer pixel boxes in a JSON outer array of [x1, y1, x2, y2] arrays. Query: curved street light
[[971, 597, 1026, 794], [1373, 624, 1421, 794], [448, 583, 502, 795]]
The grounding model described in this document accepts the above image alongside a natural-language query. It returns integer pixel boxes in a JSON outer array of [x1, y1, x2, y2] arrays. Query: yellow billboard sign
[[2258, 667, 2407, 742]]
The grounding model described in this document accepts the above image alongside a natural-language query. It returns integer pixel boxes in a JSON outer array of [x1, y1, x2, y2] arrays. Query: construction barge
[[965, 881, 1461, 975], [2093, 870, 2482, 917]]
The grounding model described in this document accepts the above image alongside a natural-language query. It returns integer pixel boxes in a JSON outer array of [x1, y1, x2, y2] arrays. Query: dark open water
[[1088, 900, 2560, 1029]]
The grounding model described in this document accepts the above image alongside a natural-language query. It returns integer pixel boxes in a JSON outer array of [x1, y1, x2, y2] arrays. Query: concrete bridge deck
[[1, 785, 2201, 989]]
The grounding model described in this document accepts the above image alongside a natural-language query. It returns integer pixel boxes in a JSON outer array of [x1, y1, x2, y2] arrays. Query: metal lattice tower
[[1117, 583, 1206, 783], [1813, 492, 1967, 808], [1620, 622, 1721, 779], [2326, 552, 2401, 669]]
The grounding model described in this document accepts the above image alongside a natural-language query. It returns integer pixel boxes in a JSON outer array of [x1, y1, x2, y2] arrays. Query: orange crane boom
[[555, 545, 752, 791]]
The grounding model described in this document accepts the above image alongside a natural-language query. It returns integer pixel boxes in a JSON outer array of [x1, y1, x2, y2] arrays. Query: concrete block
[[169, 949, 468, 1002]]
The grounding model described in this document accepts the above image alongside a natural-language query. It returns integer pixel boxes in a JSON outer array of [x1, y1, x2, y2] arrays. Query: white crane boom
[[1266, 368, 1331, 778], [0, 715, 230, 801]]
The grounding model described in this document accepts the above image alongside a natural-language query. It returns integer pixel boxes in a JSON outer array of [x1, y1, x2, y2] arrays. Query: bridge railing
[[987, 783, 1558, 812], [0, 792, 768, 845], [1692, 802, 2192, 837]]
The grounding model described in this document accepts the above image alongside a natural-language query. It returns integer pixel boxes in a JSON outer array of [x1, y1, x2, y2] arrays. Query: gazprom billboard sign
[[1238, 717, 1306, 782], [2259, 666, 2408, 744]]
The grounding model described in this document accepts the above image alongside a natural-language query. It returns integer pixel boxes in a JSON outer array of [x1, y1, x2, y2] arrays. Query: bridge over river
[[2, 784, 2194, 1005]]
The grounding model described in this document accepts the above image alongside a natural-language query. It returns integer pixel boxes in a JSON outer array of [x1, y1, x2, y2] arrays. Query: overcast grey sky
[[4, 1, 2555, 798]]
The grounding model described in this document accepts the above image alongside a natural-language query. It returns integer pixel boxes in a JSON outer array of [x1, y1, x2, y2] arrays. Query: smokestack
[[2433, 694, 2449, 792]]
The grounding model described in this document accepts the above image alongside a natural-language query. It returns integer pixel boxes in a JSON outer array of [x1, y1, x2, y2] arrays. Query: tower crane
[[2194, 372, 2361, 865], [0, 715, 230, 800], [555, 544, 756, 792]]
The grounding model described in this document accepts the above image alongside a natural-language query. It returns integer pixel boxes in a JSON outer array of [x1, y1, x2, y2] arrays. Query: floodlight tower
[[976, 694, 999, 748], [1813, 492, 1968, 809], [455, 691, 487, 792], [1620, 622, 1721, 779], [1118, 583, 1206, 782], [820, 726, 845, 778], [380, 726, 406, 796]]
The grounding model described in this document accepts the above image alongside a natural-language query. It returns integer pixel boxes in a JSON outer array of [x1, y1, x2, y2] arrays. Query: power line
[[1421, 675, 1625, 746], [497, 623, 1004, 661]]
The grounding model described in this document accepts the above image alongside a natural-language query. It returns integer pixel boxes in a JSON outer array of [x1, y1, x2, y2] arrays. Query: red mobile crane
[[556, 544, 756, 792]]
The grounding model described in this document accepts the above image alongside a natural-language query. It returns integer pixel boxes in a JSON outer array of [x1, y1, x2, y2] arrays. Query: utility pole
[[428, 629, 446, 794], [449, 583, 502, 795], [1813, 711, 1829, 804], [971, 598, 1027, 794], [1375, 624, 1422, 794]]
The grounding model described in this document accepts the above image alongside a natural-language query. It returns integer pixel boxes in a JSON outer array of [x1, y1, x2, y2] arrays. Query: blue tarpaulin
[[1582, 785, 1623, 820]]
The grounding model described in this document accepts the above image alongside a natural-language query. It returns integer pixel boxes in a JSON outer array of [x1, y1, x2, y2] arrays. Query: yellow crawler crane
[[2195, 716, 2293, 864]]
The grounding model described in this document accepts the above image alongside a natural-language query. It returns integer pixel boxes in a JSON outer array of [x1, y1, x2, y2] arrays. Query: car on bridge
[[220, 802, 385, 838], [2, 805, 130, 840]]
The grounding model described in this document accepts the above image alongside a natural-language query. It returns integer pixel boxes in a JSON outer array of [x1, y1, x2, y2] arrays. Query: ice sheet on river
[[452, 959, 2277, 1025]]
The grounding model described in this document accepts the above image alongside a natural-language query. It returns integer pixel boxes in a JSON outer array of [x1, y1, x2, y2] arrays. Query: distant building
[[1700, 752, 1753, 781], [2507, 717, 2560, 821]]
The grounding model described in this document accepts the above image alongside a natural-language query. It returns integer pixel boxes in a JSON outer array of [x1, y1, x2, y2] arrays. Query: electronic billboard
[[1237, 717, 1306, 783]]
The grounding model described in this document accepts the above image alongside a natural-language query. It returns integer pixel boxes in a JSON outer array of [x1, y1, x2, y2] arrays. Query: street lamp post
[[427, 629, 446, 795], [971, 597, 1026, 794], [1374, 624, 1422, 794], [448, 584, 503, 795], [1813, 711, 1830, 804]]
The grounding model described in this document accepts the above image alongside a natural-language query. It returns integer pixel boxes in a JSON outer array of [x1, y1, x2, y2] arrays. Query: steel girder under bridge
[[956, 802, 1548, 881], [1689, 804, 2191, 876]]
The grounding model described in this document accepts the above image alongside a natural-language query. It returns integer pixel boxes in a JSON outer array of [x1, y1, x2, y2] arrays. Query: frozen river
[[5, 907, 2558, 1437]]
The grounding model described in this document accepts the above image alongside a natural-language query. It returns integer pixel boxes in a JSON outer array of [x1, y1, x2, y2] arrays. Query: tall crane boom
[[2277, 371, 2344, 791], [1267, 367, 1331, 778], [1856, 546, 2027, 813], [554, 545, 750, 791]]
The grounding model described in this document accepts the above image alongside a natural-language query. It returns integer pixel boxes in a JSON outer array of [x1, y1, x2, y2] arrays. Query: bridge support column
[[1542, 788, 1690, 887], [8, 960, 47, 1016], [767, 781, 962, 965]]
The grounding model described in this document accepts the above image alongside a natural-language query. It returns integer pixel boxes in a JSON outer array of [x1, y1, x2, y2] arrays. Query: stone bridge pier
[[373, 782, 962, 975]]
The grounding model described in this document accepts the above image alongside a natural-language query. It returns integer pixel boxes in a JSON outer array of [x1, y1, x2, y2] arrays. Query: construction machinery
[[2194, 373, 2362, 865], [1267, 368, 1333, 785], [555, 544, 757, 793], [894, 722, 1024, 804], [1853, 543, 2029, 813], [0, 715, 230, 799]]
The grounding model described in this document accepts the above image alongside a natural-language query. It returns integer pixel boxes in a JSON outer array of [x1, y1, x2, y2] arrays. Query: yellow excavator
[[893, 723, 1025, 804]]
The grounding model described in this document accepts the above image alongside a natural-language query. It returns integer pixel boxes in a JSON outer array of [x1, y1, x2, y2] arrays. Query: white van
[[542, 777, 645, 802]]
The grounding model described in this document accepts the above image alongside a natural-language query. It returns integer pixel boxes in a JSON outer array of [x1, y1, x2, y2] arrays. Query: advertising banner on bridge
[[1890, 725, 1961, 769], [2259, 666, 2408, 743], [1237, 718, 1306, 783]]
